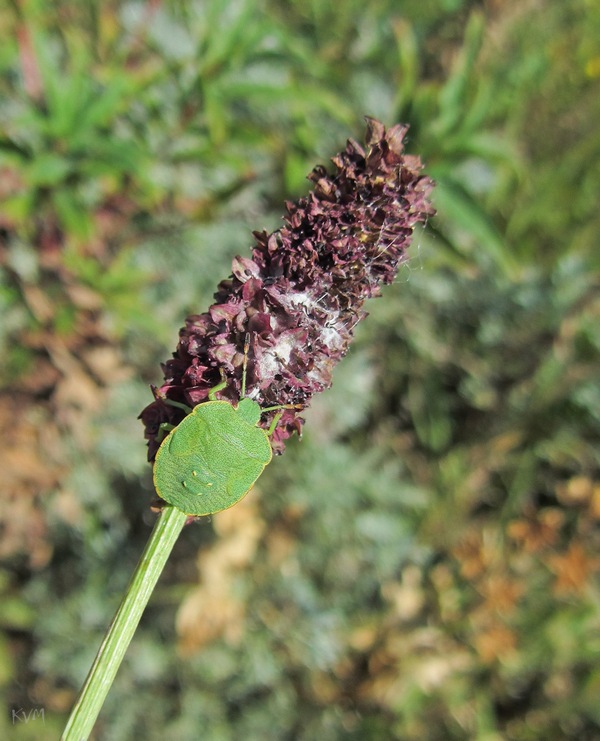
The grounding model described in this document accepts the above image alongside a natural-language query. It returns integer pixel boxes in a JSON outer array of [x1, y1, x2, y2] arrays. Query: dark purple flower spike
[[140, 118, 434, 461]]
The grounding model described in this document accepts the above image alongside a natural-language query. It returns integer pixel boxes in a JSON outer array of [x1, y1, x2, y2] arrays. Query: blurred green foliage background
[[1, 0, 599, 739]]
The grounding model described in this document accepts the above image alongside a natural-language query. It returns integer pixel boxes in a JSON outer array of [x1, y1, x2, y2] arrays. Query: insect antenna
[[241, 332, 251, 399]]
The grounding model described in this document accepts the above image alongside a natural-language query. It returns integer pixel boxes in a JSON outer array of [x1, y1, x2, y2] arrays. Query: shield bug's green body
[[153, 395, 274, 516], [153, 337, 297, 516]]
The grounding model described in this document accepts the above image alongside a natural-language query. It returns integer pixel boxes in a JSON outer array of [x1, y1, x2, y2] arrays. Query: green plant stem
[[61, 504, 188, 741]]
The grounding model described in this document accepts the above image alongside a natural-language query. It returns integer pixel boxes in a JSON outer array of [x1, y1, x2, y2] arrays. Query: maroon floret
[[140, 118, 434, 460]]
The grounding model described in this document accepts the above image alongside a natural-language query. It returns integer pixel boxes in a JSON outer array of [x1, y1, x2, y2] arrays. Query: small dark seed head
[[140, 118, 434, 459]]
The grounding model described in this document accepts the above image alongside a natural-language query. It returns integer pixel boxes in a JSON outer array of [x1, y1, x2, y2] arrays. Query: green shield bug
[[153, 336, 297, 516]]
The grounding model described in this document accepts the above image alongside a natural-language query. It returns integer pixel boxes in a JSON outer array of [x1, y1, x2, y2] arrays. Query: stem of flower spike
[[61, 504, 188, 741]]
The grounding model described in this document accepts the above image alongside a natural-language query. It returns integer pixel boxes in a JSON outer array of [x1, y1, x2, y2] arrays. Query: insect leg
[[241, 332, 251, 398], [265, 411, 284, 437], [262, 403, 303, 436], [155, 421, 176, 442], [164, 399, 194, 415]]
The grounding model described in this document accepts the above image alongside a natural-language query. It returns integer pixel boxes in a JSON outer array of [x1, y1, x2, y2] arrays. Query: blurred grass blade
[[432, 176, 519, 278]]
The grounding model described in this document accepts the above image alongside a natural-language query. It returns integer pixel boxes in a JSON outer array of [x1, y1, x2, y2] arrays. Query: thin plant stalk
[[62, 118, 433, 740], [61, 505, 188, 740]]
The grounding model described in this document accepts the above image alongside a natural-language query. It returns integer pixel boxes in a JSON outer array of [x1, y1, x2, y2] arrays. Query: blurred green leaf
[[432, 176, 519, 277], [24, 152, 71, 186]]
